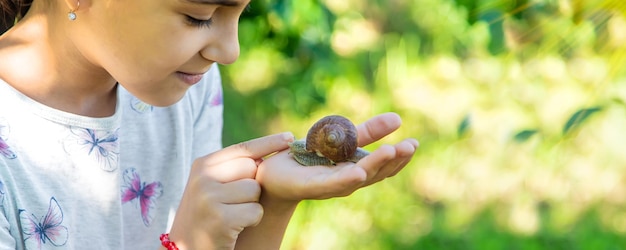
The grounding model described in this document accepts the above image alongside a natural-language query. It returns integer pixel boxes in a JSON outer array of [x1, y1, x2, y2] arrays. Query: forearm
[[235, 196, 299, 250]]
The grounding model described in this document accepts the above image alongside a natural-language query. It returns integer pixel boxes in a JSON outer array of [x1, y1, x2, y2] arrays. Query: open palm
[[256, 113, 419, 201]]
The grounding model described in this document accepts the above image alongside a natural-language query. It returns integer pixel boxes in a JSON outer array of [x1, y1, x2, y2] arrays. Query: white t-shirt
[[0, 65, 224, 249]]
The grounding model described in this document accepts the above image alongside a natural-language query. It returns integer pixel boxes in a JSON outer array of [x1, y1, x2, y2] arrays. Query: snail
[[288, 115, 370, 166]]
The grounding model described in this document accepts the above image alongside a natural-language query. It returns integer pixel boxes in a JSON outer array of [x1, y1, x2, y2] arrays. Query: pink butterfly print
[[19, 197, 69, 249], [121, 168, 163, 226], [0, 137, 16, 159], [210, 86, 223, 107], [0, 121, 16, 159]]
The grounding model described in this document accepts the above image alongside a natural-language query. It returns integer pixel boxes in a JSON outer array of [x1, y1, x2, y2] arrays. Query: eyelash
[[185, 15, 213, 29]]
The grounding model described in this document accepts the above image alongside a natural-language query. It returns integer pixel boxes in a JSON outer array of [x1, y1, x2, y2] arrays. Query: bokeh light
[[222, 0, 626, 249]]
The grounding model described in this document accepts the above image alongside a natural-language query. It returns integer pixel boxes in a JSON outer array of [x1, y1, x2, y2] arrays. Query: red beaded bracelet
[[160, 233, 179, 250]]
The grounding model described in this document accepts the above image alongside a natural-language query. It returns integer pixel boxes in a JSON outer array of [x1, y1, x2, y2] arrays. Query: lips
[[176, 72, 204, 85]]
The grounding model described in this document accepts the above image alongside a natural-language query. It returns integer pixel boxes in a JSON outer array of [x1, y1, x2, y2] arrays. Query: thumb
[[203, 132, 295, 165]]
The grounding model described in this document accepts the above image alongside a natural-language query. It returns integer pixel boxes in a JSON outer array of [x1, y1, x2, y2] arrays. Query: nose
[[200, 19, 241, 65]]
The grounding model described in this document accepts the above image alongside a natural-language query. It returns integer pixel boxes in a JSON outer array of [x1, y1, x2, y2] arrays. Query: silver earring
[[68, 1, 80, 21]]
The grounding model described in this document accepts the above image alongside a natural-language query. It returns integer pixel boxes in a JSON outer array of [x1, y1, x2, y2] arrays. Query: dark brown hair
[[1, 0, 31, 34]]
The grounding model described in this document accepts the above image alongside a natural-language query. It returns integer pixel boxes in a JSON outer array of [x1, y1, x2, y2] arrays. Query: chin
[[119, 78, 190, 107]]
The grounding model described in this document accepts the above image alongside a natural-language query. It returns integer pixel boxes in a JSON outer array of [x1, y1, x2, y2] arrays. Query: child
[[0, 0, 418, 249]]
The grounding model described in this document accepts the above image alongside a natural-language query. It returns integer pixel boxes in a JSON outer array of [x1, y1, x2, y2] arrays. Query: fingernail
[[281, 132, 295, 142]]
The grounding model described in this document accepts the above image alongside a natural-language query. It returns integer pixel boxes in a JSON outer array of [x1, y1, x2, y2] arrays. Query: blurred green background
[[220, 0, 626, 249]]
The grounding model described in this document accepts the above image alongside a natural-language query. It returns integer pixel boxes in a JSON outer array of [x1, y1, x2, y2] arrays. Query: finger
[[203, 157, 258, 183], [224, 202, 264, 228], [204, 132, 294, 165], [390, 138, 419, 175], [404, 138, 420, 152], [216, 179, 261, 204], [357, 144, 397, 179], [356, 112, 402, 146], [368, 139, 418, 182]]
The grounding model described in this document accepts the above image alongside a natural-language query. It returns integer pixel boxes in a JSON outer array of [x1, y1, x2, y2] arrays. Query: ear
[[63, 0, 80, 11]]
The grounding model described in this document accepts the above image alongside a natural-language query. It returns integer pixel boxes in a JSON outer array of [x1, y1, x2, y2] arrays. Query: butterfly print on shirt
[[0, 180, 5, 204], [210, 86, 223, 107], [63, 127, 119, 171], [19, 197, 69, 249], [0, 119, 16, 159], [0, 137, 16, 159], [121, 168, 163, 226]]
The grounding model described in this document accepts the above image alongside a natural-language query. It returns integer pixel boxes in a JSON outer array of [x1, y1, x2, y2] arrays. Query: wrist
[[160, 234, 179, 250], [235, 195, 299, 250], [259, 193, 299, 214], [162, 231, 188, 250]]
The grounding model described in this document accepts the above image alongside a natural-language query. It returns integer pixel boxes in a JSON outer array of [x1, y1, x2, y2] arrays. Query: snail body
[[289, 140, 370, 166], [289, 115, 369, 166]]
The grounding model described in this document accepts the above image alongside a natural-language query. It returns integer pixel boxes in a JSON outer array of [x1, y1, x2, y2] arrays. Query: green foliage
[[514, 129, 539, 143], [220, 0, 626, 249], [457, 114, 471, 138], [562, 107, 603, 135], [413, 205, 626, 250]]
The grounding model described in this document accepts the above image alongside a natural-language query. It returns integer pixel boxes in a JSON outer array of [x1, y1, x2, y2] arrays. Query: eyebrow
[[186, 0, 243, 6]]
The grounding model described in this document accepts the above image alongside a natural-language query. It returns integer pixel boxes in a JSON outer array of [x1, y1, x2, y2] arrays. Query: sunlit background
[[220, 0, 626, 249]]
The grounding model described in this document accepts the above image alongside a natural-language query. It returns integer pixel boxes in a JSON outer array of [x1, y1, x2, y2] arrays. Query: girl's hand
[[256, 113, 418, 202], [169, 132, 294, 250]]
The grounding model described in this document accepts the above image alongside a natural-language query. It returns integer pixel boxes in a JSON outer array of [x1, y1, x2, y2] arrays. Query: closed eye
[[185, 15, 213, 28]]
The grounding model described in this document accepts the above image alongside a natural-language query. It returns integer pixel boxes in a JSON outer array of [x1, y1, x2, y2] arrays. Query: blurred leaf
[[513, 129, 539, 143], [478, 10, 506, 55], [562, 107, 602, 135], [457, 114, 471, 138], [611, 97, 626, 106]]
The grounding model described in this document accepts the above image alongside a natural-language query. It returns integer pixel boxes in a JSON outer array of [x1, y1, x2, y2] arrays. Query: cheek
[[91, 14, 191, 66], [79, 0, 203, 75], [94, 26, 198, 82]]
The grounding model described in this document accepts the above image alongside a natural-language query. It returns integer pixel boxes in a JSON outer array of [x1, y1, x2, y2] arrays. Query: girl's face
[[70, 0, 250, 106]]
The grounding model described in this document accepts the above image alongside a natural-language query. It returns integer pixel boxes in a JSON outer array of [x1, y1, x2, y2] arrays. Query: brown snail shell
[[289, 115, 369, 166], [306, 115, 358, 163]]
